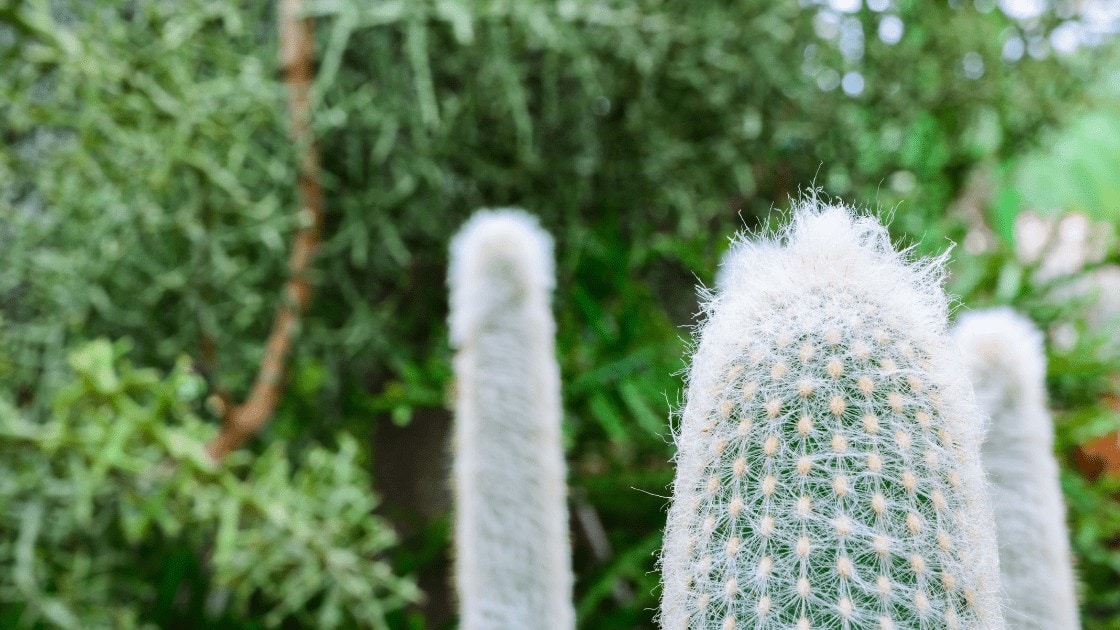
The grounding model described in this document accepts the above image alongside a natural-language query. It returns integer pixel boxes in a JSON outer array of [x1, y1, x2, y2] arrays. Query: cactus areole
[[659, 200, 1005, 629]]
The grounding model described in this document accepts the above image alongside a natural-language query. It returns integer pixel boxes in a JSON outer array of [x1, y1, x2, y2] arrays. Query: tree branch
[[207, 0, 322, 461]]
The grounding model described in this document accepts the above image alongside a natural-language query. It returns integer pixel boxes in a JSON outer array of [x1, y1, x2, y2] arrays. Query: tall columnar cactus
[[954, 308, 1079, 629], [660, 200, 1005, 629], [448, 209, 574, 630]]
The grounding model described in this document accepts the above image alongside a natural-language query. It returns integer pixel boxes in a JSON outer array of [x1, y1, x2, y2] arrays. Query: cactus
[[448, 209, 574, 630], [659, 199, 1005, 629], [954, 308, 1079, 629]]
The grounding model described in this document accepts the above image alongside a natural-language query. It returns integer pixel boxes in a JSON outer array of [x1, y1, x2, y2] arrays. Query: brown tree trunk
[[207, 0, 323, 461]]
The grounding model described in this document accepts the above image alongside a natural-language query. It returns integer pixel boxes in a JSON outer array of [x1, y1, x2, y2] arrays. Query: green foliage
[[0, 0, 294, 407], [0, 340, 418, 628], [1, 0, 1099, 422]]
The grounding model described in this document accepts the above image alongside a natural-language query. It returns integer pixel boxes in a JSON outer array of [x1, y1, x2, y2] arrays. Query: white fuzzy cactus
[[660, 199, 1005, 629], [448, 209, 574, 630], [954, 308, 1079, 629]]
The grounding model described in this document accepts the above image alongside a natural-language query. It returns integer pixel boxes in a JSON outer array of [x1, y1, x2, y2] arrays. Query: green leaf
[[67, 339, 121, 395], [991, 186, 1022, 247], [618, 380, 666, 439], [213, 495, 242, 573], [588, 392, 628, 443]]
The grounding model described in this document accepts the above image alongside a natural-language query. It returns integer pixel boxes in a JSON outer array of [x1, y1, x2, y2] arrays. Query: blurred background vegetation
[[2, 0, 1120, 627]]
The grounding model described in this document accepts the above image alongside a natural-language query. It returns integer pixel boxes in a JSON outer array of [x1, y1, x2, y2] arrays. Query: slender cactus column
[[448, 209, 574, 630], [955, 308, 1079, 629], [660, 199, 1005, 629]]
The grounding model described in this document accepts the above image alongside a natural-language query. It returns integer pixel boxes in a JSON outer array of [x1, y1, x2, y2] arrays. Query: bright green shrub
[[0, 340, 418, 628]]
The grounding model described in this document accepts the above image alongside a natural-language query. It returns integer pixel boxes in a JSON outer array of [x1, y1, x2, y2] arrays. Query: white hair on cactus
[[954, 308, 1079, 629], [714, 242, 746, 293], [448, 209, 574, 630], [714, 247, 736, 293], [716, 229, 782, 294], [660, 195, 1006, 629]]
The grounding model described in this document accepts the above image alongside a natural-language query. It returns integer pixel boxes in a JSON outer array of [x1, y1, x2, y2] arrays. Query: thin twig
[[207, 0, 322, 461], [573, 492, 634, 606]]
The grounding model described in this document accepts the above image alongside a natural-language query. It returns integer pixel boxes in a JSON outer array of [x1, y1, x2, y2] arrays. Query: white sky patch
[[878, 15, 904, 44], [867, 0, 890, 12], [842, 71, 865, 95], [839, 17, 865, 61], [1082, 2, 1120, 35], [829, 0, 862, 14], [815, 10, 841, 40], [1049, 21, 1081, 54], [1003, 35, 1026, 61], [1000, 0, 1046, 21]]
